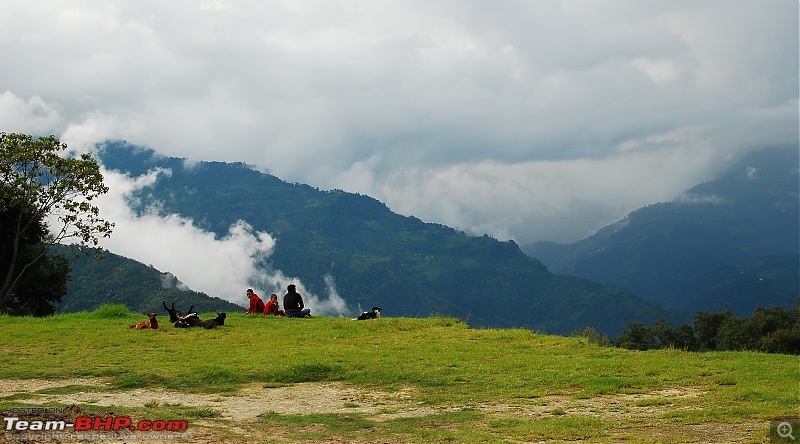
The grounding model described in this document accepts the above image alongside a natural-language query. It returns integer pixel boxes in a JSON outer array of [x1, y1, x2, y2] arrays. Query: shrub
[[758, 327, 800, 355], [91, 303, 131, 318], [570, 327, 610, 347]]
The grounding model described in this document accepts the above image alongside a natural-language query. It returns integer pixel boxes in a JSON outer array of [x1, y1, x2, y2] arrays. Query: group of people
[[245, 285, 311, 318]]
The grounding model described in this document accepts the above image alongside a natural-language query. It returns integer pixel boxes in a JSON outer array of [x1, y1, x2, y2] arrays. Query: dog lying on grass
[[197, 313, 226, 329], [163, 301, 193, 324], [129, 313, 159, 330], [175, 312, 226, 329], [357, 307, 382, 320], [174, 313, 200, 328]]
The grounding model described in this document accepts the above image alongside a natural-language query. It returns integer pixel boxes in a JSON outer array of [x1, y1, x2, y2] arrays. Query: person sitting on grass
[[283, 284, 311, 318], [264, 293, 284, 316], [245, 289, 265, 314]]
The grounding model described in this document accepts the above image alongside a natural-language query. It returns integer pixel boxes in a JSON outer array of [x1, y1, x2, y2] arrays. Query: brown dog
[[129, 313, 159, 330]]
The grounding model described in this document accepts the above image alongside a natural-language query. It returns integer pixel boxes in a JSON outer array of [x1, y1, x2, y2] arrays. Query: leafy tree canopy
[[612, 301, 800, 355], [0, 133, 113, 314]]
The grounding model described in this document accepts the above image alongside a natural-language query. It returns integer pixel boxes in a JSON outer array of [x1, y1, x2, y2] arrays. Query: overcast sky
[[2, 1, 798, 305]]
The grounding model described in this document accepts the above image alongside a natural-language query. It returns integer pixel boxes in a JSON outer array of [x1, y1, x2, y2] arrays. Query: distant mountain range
[[66, 141, 683, 336], [524, 146, 799, 316], [62, 143, 796, 335]]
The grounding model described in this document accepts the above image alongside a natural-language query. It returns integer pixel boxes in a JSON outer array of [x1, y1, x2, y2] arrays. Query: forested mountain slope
[[56, 245, 242, 315], [88, 141, 681, 335], [525, 146, 799, 315]]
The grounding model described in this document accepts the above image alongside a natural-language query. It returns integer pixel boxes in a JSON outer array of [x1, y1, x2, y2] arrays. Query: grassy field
[[0, 306, 798, 443]]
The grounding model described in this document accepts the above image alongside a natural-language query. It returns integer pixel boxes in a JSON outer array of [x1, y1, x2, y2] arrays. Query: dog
[[163, 301, 193, 324], [174, 313, 200, 328], [197, 313, 226, 329], [129, 313, 159, 330], [211, 312, 226, 326], [357, 307, 382, 320]]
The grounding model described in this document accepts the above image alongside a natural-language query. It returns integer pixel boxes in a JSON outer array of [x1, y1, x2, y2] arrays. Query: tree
[[0, 191, 70, 315], [671, 324, 697, 351], [716, 316, 758, 351], [651, 318, 674, 348], [615, 322, 655, 351], [0, 133, 113, 314], [758, 327, 800, 355], [694, 310, 734, 351]]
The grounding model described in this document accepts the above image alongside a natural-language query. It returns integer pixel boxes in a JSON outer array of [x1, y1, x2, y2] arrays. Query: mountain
[[55, 245, 243, 315], [674, 253, 799, 313], [87, 141, 682, 336], [524, 146, 799, 315]]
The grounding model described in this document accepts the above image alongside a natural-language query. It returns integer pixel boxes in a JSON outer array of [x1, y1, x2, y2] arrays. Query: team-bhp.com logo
[[4, 415, 188, 432]]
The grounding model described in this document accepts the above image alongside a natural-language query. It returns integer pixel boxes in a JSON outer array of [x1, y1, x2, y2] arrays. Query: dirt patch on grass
[[0, 378, 762, 443], [0, 379, 411, 420], [475, 386, 710, 420], [0, 378, 419, 443]]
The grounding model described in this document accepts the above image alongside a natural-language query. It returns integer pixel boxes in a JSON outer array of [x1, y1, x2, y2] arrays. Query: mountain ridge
[[524, 145, 799, 315], [80, 140, 683, 336]]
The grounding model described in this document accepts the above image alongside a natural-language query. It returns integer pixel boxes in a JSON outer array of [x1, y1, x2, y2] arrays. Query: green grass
[[0, 305, 797, 442]]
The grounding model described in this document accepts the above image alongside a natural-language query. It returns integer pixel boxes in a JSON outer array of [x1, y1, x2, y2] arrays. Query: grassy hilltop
[[0, 307, 797, 443]]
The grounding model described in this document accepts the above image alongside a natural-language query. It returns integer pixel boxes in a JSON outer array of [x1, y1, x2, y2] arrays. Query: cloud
[[3, 0, 797, 244], [60, 112, 144, 155], [674, 193, 727, 206], [0, 92, 62, 135], [340, 142, 725, 242]]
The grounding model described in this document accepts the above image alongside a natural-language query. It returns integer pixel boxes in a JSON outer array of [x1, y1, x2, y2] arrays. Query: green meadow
[[0, 305, 797, 443]]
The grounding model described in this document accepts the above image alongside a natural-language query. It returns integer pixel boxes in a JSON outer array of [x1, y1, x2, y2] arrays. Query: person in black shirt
[[283, 284, 311, 318]]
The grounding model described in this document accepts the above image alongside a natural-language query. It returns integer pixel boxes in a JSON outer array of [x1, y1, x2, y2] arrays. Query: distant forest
[[576, 302, 800, 355]]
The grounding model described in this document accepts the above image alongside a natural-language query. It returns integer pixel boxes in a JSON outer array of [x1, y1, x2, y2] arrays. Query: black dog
[[197, 313, 226, 329], [163, 301, 194, 324], [174, 313, 200, 328], [357, 307, 382, 320]]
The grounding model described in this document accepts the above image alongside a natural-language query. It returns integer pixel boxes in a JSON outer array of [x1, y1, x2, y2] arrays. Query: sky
[[2, 1, 798, 309]]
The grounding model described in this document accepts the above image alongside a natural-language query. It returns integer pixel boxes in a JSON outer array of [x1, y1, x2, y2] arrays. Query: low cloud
[[745, 167, 759, 181], [338, 143, 728, 243], [674, 192, 727, 206]]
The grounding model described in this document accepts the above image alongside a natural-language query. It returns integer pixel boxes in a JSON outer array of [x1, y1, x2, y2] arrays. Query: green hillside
[[526, 146, 800, 315], [55, 245, 243, 315], [675, 253, 800, 313], [0, 310, 796, 443], [92, 141, 680, 336]]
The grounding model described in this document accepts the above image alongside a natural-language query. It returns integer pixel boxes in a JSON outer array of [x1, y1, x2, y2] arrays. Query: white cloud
[[0, 92, 62, 135], [3, 0, 797, 244], [342, 143, 724, 242], [61, 112, 144, 154], [675, 193, 727, 206]]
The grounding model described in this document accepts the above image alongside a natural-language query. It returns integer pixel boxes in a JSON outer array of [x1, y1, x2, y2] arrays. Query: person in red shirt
[[245, 289, 265, 314], [264, 293, 284, 316]]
